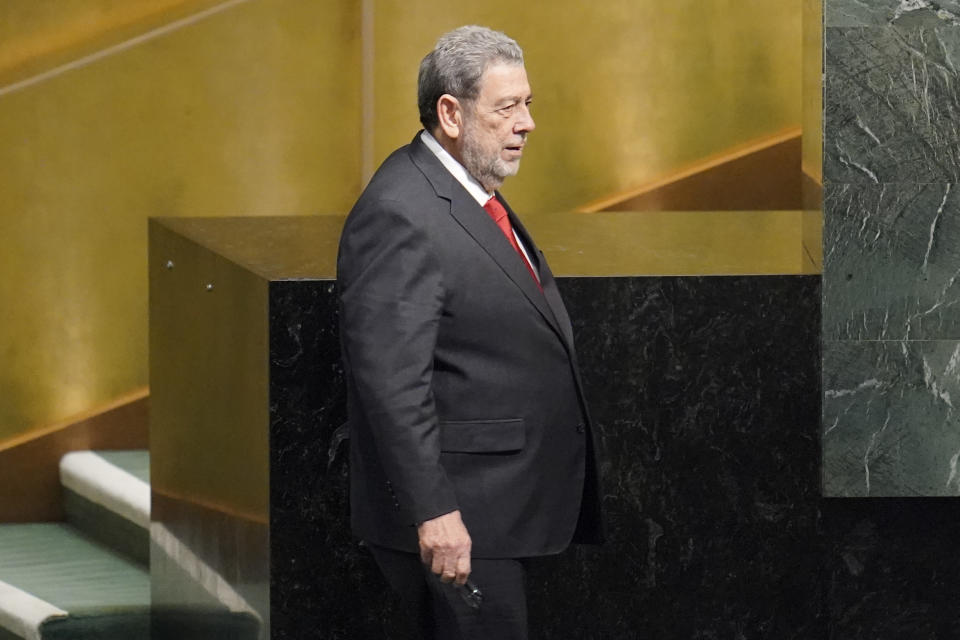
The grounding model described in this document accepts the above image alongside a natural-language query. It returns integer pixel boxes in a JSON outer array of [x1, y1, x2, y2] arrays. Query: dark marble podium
[[149, 213, 960, 640]]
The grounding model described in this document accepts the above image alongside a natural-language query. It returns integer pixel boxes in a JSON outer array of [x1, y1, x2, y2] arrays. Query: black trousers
[[368, 543, 529, 640]]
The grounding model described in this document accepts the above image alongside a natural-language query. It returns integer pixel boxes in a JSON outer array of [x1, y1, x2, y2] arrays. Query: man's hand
[[417, 510, 472, 585]]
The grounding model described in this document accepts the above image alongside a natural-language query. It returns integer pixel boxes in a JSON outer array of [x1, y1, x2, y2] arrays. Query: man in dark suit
[[337, 25, 601, 640]]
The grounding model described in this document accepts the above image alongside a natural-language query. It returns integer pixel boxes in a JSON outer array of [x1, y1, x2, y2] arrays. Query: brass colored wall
[[372, 1, 801, 214], [2, 0, 808, 445], [802, 0, 823, 183], [801, 0, 823, 270], [0, 0, 360, 442], [149, 219, 268, 519], [0, 0, 227, 88]]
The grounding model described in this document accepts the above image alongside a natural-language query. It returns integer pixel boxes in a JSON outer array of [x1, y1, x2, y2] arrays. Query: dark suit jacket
[[337, 132, 602, 558]]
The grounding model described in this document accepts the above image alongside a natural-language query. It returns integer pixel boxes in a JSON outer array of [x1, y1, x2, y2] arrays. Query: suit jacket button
[[576, 422, 585, 434]]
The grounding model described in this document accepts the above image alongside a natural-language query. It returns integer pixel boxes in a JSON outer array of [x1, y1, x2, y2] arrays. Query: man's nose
[[515, 104, 535, 133]]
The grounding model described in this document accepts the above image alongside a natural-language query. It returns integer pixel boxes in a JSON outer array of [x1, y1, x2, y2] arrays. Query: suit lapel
[[500, 198, 576, 353], [408, 134, 566, 344], [447, 190, 565, 342], [533, 257, 576, 352]]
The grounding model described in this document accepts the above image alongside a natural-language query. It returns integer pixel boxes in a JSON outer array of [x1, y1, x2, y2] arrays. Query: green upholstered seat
[[0, 523, 149, 639]]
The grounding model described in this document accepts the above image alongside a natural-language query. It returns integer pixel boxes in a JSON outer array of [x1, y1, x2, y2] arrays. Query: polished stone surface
[[822, 14, 960, 496], [826, 0, 960, 26], [271, 273, 960, 637], [823, 340, 960, 496], [266, 274, 826, 638], [267, 280, 392, 639], [823, 182, 960, 341], [158, 252, 960, 637], [822, 498, 960, 638], [824, 26, 960, 184], [528, 276, 823, 639]]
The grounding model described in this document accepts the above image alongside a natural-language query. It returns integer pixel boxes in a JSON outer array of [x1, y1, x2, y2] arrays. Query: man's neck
[[430, 128, 466, 170], [422, 130, 495, 199]]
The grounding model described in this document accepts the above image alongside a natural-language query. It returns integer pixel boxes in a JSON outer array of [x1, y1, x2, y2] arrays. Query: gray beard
[[461, 126, 518, 192]]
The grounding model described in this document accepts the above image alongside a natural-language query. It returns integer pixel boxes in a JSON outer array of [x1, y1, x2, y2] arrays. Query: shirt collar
[[420, 130, 492, 207]]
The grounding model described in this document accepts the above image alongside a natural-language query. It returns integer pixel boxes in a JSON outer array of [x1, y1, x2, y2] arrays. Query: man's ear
[[437, 94, 462, 140]]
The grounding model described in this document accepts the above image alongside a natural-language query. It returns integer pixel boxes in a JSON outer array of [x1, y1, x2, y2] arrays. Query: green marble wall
[[823, 0, 960, 495]]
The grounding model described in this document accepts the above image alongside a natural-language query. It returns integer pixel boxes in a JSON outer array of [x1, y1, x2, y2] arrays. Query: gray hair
[[417, 25, 524, 131]]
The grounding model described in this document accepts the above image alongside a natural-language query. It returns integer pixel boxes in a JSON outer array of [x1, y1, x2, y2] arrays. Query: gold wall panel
[[0, 0, 360, 442], [801, 0, 822, 270], [0, 388, 148, 523], [594, 131, 802, 212], [802, 0, 824, 184], [155, 212, 818, 280], [149, 219, 268, 518], [525, 211, 820, 277], [372, 0, 801, 214], [0, 0, 228, 88]]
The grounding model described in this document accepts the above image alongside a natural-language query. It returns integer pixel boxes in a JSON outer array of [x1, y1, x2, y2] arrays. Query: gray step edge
[[0, 578, 67, 640], [59, 452, 149, 530]]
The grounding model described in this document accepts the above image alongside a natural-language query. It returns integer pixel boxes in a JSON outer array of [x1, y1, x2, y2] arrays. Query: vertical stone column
[[823, 0, 960, 495]]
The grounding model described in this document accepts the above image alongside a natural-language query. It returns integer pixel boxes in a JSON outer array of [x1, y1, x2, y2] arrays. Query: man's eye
[[498, 104, 517, 114]]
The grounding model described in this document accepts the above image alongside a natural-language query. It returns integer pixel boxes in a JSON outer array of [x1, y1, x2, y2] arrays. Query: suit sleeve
[[337, 197, 458, 525]]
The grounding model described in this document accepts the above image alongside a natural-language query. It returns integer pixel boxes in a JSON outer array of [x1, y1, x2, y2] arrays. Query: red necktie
[[483, 196, 542, 292]]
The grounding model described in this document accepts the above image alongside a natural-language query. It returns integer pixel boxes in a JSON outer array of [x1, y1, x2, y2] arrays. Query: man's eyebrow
[[495, 94, 533, 106]]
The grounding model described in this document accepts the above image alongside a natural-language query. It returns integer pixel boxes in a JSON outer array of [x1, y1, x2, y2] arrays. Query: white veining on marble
[[923, 355, 954, 407], [921, 183, 950, 274], [893, 0, 960, 24], [835, 142, 881, 183], [825, 415, 841, 436], [824, 397, 861, 437], [906, 268, 960, 337], [910, 55, 919, 110], [825, 378, 884, 398], [863, 410, 892, 495], [946, 448, 960, 491], [855, 115, 884, 146], [873, 184, 887, 242], [902, 186, 958, 339], [922, 36, 933, 125], [940, 36, 959, 81], [894, 28, 956, 76], [946, 343, 960, 375]]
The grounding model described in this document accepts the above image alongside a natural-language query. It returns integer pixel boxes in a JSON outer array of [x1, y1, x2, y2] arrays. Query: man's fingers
[[434, 551, 457, 583], [431, 551, 447, 579], [417, 510, 472, 583], [454, 552, 471, 586], [419, 545, 432, 567], [426, 546, 461, 583]]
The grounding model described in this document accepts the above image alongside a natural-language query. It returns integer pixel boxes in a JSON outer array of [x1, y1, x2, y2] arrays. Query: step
[[53, 450, 261, 639], [59, 451, 149, 566], [0, 523, 149, 640]]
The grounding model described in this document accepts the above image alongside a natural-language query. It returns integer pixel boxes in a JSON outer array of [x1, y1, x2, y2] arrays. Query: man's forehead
[[480, 61, 527, 79], [478, 63, 531, 96]]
